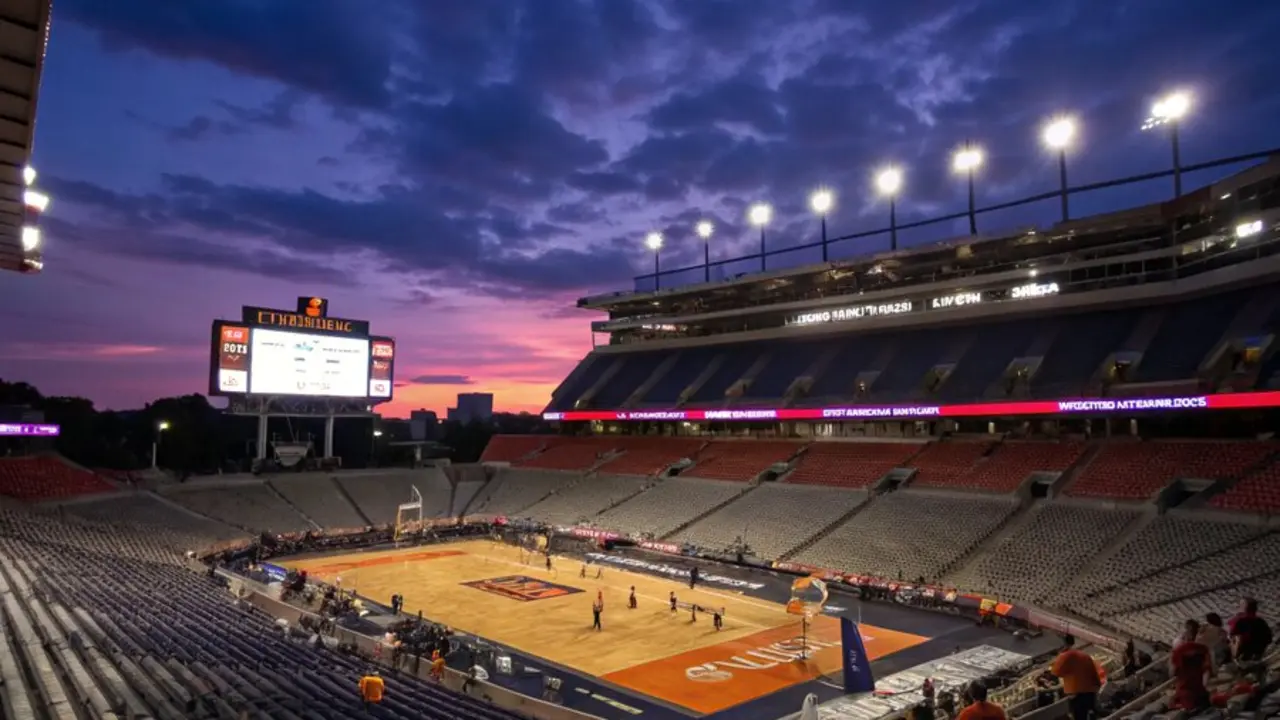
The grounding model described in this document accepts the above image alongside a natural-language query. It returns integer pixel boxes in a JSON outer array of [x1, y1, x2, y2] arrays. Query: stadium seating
[[588, 352, 662, 408], [687, 350, 763, 404], [335, 469, 453, 525], [479, 435, 547, 463], [742, 340, 832, 401], [936, 321, 1039, 401], [671, 483, 866, 559], [594, 436, 705, 476], [0, 506, 520, 720], [949, 502, 1139, 602], [593, 477, 748, 538], [936, 440, 1085, 492], [515, 437, 618, 471], [57, 491, 246, 546], [546, 355, 618, 412], [521, 474, 649, 526], [1068, 441, 1273, 499], [1209, 460, 1280, 512], [637, 348, 715, 405], [469, 469, 579, 516], [162, 482, 312, 534], [1130, 291, 1246, 383], [792, 490, 1018, 581], [907, 440, 995, 487], [785, 441, 922, 488], [0, 456, 116, 500], [684, 440, 801, 481], [271, 475, 368, 528]]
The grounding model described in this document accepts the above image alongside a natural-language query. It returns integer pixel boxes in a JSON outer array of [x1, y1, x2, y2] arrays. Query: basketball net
[[394, 486, 423, 544]]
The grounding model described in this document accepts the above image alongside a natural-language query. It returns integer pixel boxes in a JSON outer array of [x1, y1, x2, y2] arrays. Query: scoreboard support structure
[[226, 395, 376, 461]]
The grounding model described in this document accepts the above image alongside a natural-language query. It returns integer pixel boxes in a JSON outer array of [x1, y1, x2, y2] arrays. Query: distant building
[[453, 393, 494, 425], [409, 410, 438, 441]]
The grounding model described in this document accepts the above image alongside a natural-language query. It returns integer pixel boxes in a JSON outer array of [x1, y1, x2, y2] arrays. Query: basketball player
[[592, 600, 603, 631], [689, 566, 699, 589], [628, 586, 637, 609], [669, 591, 677, 612], [580, 563, 587, 579], [713, 609, 723, 631], [545, 553, 552, 573]]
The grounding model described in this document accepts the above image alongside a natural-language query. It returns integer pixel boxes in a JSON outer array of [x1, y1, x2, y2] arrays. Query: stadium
[[4, 6, 1280, 720]]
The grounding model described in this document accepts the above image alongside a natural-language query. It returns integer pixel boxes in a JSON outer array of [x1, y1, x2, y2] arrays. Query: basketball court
[[285, 540, 930, 715]]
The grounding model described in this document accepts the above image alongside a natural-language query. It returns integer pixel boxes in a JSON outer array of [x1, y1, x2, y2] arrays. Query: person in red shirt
[[1229, 597, 1273, 662], [955, 681, 1006, 720], [1171, 619, 1211, 711]]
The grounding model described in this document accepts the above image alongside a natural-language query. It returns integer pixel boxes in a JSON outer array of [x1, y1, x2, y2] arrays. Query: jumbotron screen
[[209, 301, 395, 400]]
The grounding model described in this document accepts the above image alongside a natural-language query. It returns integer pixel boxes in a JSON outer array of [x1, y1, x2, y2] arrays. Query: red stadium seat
[[1068, 441, 1272, 500], [595, 437, 705, 476], [515, 437, 622, 471], [921, 441, 1085, 492], [0, 456, 116, 501], [785, 442, 923, 488], [479, 435, 548, 463], [1209, 461, 1280, 512], [685, 440, 803, 482]]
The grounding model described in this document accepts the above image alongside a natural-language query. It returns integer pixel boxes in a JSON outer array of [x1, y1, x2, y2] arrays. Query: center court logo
[[684, 635, 846, 682]]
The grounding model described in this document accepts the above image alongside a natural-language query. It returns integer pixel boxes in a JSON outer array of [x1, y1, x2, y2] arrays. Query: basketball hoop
[[394, 486, 423, 543]]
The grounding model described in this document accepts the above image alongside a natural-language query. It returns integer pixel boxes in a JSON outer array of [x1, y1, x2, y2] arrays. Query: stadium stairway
[[658, 481, 759, 541], [776, 491, 873, 561], [940, 497, 1043, 588], [262, 480, 323, 532], [327, 476, 375, 526]]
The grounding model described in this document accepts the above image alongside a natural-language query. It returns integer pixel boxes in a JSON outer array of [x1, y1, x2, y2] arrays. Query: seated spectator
[[1228, 597, 1273, 662], [358, 671, 384, 709], [956, 681, 1006, 720], [1051, 634, 1102, 720], [1171, 620, 1211, 711]]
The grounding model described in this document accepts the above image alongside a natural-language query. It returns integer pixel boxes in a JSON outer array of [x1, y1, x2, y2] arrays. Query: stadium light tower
[[875, 167, 903, 251], [22, 166, 35, 186], [952, 145, 984, 235], [810, 189, 834, 262], [748, 203, 772, 272], [645, 232, 664, 289], [152, 421, 170, 470], [1142, 90, 1191, 197], [1042, 116, 1077, 222], [696, 220, 714, 282]]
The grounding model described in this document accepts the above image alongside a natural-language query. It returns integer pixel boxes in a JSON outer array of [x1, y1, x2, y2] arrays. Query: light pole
[[645, 232, 663, 288], [152, 421, 170, 470], [696, 220, 714, 282], [875, 167, 903, 251], [1042, 116, 1076, 222], [810, 189, 834, 262], [1143, 91, 1191, 197], [952, 145, 984, 235], [748, 203, 772, 272], [372, 429, 383, 461]]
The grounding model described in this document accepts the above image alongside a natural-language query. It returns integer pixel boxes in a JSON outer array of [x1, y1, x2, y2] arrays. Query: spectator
[[358, 671, 384, 710], [1228, 597, 1273, 662], [1051, 634, 1102, 720], [955, 681, 1006, 720], [1170, 619, 1211, 711], [1198, 613, 1230, 670]]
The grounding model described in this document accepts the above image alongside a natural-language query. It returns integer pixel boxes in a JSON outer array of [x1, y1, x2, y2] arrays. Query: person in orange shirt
[[955, 681, 1006, 720], [430, 650, 446, 682], [1051, 635, 1102, 720], [358, 671, 384, 709]]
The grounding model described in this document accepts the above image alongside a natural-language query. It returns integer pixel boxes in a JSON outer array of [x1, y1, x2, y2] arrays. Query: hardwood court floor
[[285, 540, 928, 715]]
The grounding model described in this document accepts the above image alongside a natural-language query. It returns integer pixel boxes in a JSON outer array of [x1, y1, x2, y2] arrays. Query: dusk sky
[[3, 0, 1280, 417]]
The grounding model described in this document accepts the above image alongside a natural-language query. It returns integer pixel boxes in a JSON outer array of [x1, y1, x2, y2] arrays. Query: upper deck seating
[[522, 474, 649, 526], [939, 441, 1085, 492], [590, 352, 663, 408], [1068, 441, 1272, 499], [936, 321, 1039, 401], [908, 441, 995, 487], [639, 348, 715, 405], [546, 354, 619, 411], [1133, 291, 1245, 383], [516, 437, 619, 471], [335, 470, 453, 524], [785, 442, 922, 488], [1208, 459, 1280, 512], [687, 350, 764, 404], [470, 469, 578, 516], [479, 435, 548, 463], [595, 436, 705, 476], [0, 457, 116, 500], [164, 483, 311, 533], [1030, 309, 1140, 397], [685, 440, 802, 481]]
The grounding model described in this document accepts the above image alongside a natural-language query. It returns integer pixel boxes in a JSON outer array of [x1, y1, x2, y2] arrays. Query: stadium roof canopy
[[0, 0, 51, 273]]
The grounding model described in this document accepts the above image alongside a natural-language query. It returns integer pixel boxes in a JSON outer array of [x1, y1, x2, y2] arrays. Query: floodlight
[[748, 203, 772, 226], [695, 220, 714, 239], [373, 430, 384, 437], [24, 190, 48, 212], [1042, 117, 1076, 149], [1236, 220, 1263, 239], [23, 166, 35, 185], [1152, 91, 1191, 122], [20, 226, 40, 251], [875, 167, 903, 196], [809, 189, 834, 215], [953, 147, 984, 173], [157, 421, 171, 431], [644, 232, 663, 251]]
